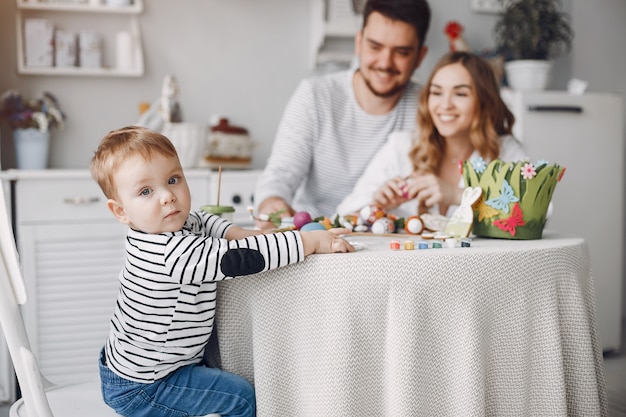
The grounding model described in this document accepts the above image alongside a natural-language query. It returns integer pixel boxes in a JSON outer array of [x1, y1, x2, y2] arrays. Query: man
[[254, 0, 431, 227]]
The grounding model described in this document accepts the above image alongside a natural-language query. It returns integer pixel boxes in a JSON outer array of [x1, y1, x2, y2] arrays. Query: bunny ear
[[461, 186, 483, 206], [468, 187, 483, 205]]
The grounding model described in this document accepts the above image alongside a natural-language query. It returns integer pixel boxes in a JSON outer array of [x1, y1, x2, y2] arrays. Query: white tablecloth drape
[[209, 232, 607, 417]]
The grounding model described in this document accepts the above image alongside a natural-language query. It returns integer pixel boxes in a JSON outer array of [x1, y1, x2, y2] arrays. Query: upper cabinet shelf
[[310, 0, 361, 69], [16, 0, 143, 14], [15, 0, 145, 77]]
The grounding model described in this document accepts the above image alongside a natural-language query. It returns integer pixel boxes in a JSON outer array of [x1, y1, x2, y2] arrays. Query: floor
[[1, 327, 625, 417]]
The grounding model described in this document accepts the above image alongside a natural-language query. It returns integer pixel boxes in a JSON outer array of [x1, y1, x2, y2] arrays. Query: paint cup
[[200, 205, 235, 222]]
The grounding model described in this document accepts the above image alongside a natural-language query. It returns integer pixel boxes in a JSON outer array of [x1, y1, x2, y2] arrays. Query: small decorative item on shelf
[[444, 21, 469, 52], [24, 18, 54, 68], [0, 90, 66, 170], [205, 118, 255, 169], [493, 0, 573, 90], [462, 157, 565, 239]]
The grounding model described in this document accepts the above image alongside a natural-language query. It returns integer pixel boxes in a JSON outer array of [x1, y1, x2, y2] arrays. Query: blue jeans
[[99, 349, 256, 417]]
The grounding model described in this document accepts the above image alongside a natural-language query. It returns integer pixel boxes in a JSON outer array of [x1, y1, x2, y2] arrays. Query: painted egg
[[404, 215, 424, 235], [359, 205, 386, 225], [319, 216, 333, 230], [371, 217, 395, 234], [293, 211, 312, 230], [300, 222, 327, 232]]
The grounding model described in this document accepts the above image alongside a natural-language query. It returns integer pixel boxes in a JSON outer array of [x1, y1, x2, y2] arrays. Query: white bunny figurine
[[444, 187, 482, 238]]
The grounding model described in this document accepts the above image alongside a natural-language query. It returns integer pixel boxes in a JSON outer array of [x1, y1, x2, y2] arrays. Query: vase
[[13, 128, 51, 170], [504, 60, 553, 91]]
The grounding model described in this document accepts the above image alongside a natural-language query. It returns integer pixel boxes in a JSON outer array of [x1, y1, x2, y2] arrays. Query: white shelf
[[310, 0, 361, 70], [324, 15, 361, 38], [317, 51, 354, 65], [15, 0, 144, 77], [16, 65, 143, 77], [17, 1, 142, 14]]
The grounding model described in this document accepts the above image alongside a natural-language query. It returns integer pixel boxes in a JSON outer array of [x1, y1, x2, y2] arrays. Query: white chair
[[0, 186, 219, 416]]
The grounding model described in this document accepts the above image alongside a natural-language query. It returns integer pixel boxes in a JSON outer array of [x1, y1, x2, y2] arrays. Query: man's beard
[[360, 68, 406, 98]]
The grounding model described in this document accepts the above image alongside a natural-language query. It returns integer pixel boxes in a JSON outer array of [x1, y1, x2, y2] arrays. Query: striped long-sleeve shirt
[[254, 69, 421, 218], [104, 210, 304, 383]]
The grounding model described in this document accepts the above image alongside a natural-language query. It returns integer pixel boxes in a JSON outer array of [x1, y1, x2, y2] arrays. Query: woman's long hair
[[408, 51, 514, 174]]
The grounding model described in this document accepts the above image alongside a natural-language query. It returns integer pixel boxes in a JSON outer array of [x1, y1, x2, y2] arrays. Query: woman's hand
[[371, 176, 410, 211], [404, 173, 463, 210]]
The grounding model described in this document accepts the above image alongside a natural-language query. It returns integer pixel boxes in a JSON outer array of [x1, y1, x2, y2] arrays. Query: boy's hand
[[301, 228, 354, 255]]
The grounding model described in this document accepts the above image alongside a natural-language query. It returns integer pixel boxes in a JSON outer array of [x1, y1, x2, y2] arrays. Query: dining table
[[207, 232, 608, 417]]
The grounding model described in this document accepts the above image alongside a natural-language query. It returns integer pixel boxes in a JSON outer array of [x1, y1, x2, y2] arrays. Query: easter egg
[[404, 215, 424, 235], [293, 211, 312, 230], [300, 222, 327, 232], [359, 204, 386, 225], [319, 216, 333, 230], [371, 217, 395, 234]]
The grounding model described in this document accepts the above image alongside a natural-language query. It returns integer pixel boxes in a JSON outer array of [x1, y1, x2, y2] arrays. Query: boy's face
[[107, 152, 191, 234]]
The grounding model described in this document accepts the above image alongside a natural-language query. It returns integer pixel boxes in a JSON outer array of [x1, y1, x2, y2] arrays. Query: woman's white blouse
[[336, 131, 528, 219]]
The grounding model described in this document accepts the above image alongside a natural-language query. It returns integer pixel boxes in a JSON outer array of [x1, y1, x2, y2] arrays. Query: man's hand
[[255, 196, 295, 229]]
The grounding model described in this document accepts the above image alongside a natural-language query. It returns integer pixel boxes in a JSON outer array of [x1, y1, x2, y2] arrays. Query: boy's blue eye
[[168, 177, 179, 185], [140, 188, 151, 196]]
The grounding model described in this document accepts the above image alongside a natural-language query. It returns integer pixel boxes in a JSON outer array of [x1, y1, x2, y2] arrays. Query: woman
[[336, 51, 527, 218]]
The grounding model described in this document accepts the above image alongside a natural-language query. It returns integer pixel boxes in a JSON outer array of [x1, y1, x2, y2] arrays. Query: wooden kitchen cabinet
[[8, 169, 210, 385], [15, 0, 144, 76]]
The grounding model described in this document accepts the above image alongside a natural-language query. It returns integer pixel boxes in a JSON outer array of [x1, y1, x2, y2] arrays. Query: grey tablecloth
[[212, 233, 607, 416]]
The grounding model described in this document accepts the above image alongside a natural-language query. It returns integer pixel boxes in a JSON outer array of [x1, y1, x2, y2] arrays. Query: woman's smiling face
[[427, 62, 477, 141]]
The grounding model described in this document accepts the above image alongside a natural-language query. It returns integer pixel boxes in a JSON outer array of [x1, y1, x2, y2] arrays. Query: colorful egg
[[293, 211, 312, 230], [371, 217, 395, 234], [359, 205, 386, 225], [404, 215, 424, 235], [319, 217, 333, 230], [300, 222, 327, 232]]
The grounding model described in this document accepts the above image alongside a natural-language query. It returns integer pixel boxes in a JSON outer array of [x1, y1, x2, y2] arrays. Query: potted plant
[[0, 90, 65, 169], [493, 0, 573, 90]]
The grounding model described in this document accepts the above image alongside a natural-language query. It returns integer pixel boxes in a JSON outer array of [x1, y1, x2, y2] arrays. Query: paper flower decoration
[[470, 156, 487, 173], [521, 162, 537, 180]]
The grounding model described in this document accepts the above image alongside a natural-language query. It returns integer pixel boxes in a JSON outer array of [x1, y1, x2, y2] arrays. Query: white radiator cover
[[30, 232, 123, 383], [25, 229, 124, 384]]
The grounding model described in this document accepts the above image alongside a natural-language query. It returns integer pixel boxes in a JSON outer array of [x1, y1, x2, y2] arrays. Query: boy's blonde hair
[[91, 126, 179, 199]]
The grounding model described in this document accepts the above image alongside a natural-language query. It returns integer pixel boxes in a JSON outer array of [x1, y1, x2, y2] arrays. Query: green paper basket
[[462, 158, 565, 240]]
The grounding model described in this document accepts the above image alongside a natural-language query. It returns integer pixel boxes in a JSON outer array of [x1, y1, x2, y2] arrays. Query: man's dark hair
[[362, 0, 431, 50]]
